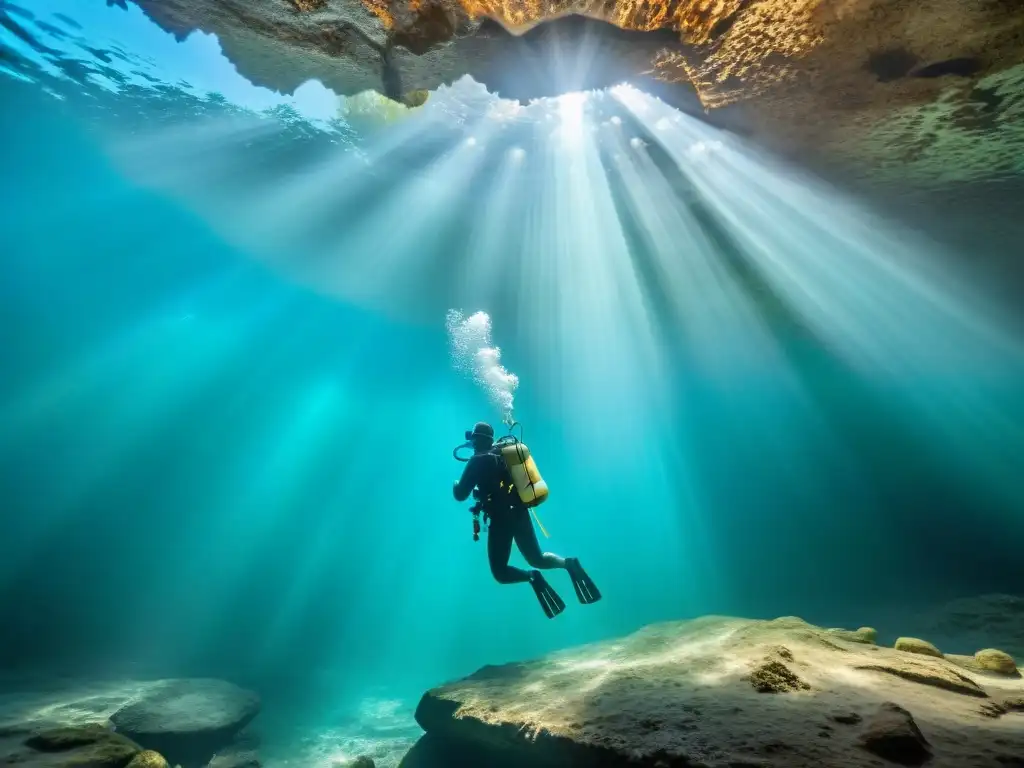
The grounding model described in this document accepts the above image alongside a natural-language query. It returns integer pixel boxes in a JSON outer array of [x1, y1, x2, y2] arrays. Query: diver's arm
[[453, 457, 478, 502]]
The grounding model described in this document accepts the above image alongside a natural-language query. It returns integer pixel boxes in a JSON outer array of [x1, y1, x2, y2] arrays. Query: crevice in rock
[[912, 57, 982, 78], [708, 9, 740, 40], [381, 41, 402, 100], [856, 663, 988, 698], [865, 48, 919, 82]]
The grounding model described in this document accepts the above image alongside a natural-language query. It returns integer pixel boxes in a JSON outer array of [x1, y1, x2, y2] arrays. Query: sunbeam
[[613, 83, 1024, 514], [4, 4, 1024, 764]]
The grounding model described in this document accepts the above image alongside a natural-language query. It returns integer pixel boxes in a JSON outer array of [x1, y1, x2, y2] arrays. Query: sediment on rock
[[408, 614, 1024, 767], [109, 679, 260, 767], [0, 679, 262, 768], [5, 724, 144, 768]]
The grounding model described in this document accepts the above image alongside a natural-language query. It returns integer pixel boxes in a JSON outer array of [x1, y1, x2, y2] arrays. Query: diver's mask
[[454, 422, 495, 461]]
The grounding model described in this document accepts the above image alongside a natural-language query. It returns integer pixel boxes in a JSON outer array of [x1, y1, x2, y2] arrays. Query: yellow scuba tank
[[500, 442, 548, 508]]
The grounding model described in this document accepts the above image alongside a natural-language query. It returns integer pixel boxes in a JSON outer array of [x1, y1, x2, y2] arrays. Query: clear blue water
[[2, 2, 1023, 765]]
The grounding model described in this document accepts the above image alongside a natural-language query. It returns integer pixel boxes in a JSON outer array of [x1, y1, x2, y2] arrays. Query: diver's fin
[[529, 571, 566, 619], [566, 558, 602, 605]]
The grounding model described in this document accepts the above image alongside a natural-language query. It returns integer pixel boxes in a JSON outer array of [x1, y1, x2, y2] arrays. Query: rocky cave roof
[[121, 0, 1024, 187]]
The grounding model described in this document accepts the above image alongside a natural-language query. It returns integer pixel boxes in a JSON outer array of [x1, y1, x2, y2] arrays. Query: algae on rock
[[895, 637, 944, 658], [974, 648, 1018, 676]]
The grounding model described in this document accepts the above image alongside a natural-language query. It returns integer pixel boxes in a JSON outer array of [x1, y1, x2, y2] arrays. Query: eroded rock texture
[[125, 0, 1024, 185], [406, 616, 1024, 767]]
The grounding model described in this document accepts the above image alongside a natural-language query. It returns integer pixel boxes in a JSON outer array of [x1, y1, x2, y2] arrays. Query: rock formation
[[123, 0, 1024, 186], [0, 678, 261, 768], [109, 679, 261, 767], [0, 722, 150, 768], [975, 649, 1019, 676], [405, 615, 1024, 767], [894, 637, 944, 658], [127, 749, 173, 768], [826, 626, 877, 645]]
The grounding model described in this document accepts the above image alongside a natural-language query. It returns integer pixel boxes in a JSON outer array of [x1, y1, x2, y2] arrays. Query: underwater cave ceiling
[[125, 0, 1024, 186]]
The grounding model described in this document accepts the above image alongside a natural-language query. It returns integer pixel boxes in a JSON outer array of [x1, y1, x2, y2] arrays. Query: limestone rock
[[895, 637, 944, 658], [15, 724, 142, 767], [109, 679, 260, 767], [346, 757, 375, 768], [975, 648, 1018, 675], [748, 656, 810, 693], [24, 724, 119, 752], [980, 695, 1024, 719], [0, 679, 169, 733], [853, 657, 987, 698], [124, 0, 1024, 186], [208, 748, 261, 768], [410, 615, 1024, 767], [828, 626, 878, 645], [126, 749, 171, 768], [1004, 695, 1024, 711], [858, 702, 931, 766]]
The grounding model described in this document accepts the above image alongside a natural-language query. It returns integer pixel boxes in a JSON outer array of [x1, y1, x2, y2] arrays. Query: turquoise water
[[2, 2, 1024, 765]]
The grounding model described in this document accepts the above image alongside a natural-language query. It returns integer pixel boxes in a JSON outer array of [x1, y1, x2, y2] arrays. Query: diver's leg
[[513, 508, 566, 570], [492, 511, 565, 618], [487, 517, 532, 585]]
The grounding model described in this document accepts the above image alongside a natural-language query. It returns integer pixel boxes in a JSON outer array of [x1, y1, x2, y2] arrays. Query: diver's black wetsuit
[[453, 449, 565, 584]]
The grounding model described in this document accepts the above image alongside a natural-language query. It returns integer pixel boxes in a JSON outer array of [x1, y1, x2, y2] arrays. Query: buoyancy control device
[[453, 420, 550, 540]]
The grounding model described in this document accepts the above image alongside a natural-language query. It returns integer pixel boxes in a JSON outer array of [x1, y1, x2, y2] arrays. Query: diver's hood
[[465, 421, 494, 441]]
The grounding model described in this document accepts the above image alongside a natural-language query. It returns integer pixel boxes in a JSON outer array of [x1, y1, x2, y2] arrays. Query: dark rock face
[[109, 679, 260, 767], [858, 702, 932, 766], [24, 724, 121, 752], [12, 724, 142, 768]]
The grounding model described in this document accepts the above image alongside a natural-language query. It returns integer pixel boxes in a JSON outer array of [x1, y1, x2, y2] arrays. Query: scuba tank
[[453, 419, 551, 538], [454, 423, 549, 508], [497, 438, 548, 508]]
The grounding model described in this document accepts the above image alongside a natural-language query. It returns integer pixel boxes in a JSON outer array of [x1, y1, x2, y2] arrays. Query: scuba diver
[[453, 421, 601, 619]]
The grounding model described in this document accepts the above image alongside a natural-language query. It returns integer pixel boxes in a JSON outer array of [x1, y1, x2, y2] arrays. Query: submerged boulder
[[858, 702, 931, 766], [24, 723, 123, 752], [5, 723, 143, 768], [974, 648, 1018, 676], [407, 615, 1024, 767], [827, 626, 878, 645], [109, 679, 260, 767], [895, 637, 944, 658], [208, 748, 261, 768], [126, 749, 171, 768]]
